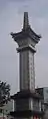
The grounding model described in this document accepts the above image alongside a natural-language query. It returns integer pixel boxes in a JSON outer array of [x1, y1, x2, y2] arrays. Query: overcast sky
[[0, 0, 48, 94]]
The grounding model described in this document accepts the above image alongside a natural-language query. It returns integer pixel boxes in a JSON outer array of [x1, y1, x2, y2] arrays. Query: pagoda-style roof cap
[[10, 12, 41, 44]]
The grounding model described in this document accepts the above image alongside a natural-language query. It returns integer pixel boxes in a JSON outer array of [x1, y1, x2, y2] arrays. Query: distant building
[[36, 87, 48, 119], [4, 99, 14, 115], [36, 87, 48, 103], [0, 100, 14, 119]]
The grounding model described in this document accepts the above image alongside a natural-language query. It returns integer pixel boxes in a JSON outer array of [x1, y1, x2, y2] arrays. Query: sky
[[0, 0, 48, 94]]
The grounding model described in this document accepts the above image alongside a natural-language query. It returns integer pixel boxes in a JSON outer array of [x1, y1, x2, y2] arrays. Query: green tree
[[0, 81, 10, 106]]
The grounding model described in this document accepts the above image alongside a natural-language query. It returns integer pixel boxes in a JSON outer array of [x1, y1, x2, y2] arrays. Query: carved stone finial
[[23, 12, 29, 30]]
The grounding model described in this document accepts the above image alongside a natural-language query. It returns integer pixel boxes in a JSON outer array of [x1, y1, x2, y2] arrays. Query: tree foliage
[[0, 81, 10, 106]]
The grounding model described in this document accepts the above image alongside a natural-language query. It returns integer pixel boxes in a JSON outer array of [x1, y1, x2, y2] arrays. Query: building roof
[[11, 90, 43, 100]]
